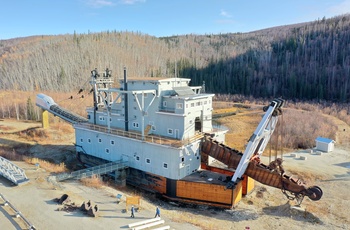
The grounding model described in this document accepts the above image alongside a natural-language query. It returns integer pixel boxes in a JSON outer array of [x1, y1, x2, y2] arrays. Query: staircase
[[0, 157, 29, 185], [55, 160, 128, 181]]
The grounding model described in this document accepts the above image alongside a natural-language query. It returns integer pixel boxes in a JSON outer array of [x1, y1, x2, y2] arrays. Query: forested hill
[[1, 14, 350, 102]]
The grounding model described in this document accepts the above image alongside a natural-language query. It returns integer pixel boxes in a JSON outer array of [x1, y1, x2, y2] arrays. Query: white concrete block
[[299, 156, 307, 160]]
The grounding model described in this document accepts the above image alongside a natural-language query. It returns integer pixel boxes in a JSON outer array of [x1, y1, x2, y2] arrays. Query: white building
[[315, 136, 335, 152]]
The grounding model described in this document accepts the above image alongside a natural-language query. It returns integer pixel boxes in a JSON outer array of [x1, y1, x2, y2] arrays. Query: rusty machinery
[[202, 99, 323, 204]]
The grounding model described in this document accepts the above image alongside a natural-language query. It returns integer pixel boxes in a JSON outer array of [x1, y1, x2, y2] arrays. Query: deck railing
[[75, 123, 203, 147]]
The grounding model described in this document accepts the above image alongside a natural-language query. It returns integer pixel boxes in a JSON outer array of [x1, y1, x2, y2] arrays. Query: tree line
[[0, 14, 349, 102]]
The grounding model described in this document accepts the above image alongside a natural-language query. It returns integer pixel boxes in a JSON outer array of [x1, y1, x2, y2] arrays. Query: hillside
[[1, 14, 350, 102]]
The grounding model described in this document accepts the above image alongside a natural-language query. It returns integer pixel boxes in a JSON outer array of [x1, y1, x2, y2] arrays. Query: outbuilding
[[315, 136, 335, 152]]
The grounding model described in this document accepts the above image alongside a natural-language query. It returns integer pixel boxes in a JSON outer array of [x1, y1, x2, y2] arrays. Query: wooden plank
[[128, 217, 161, 228], [176, 181, 235, 204], [242, 176, 254, 195], [133, 220, 165, 230]]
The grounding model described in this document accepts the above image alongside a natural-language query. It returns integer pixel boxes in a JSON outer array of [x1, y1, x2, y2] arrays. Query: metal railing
[[75, 123, 204, 148], [55, 160, 128, 181], [0, 157, 29, 185], [0, 193, 36, 230]]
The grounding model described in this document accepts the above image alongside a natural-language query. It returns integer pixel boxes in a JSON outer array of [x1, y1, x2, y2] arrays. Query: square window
[[167, 129, 173, 135], [163, 163, 168, 169], [176, 103, 183, 109]]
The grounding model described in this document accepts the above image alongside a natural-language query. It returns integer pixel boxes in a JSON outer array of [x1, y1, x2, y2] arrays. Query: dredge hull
[[78, 152, 242, 208]]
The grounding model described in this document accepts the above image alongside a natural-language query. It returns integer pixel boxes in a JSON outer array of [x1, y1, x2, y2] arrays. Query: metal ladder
[[55, 160, 128, 181], [0, 157, 29, 185]]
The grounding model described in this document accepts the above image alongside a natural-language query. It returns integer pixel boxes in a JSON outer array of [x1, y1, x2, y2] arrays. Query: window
[[167, 128, 173, 135], [151, 125, 156, 131], [204, 101, 207, 105], [110, 140, 115, 145], [105, 148, 110, 154], [98, 138, 102, 143], [163, 101, 167, 107], [80, 138, 83, 143], [196, 102, 200, 106], [163, 163, 168, 169], [88, 138, 91, 143], [191, 103, 194, 107], [133, 122, 139, 128], [99, 116, 105, 121], [87, 115, 91, 119], [176, 103, 183, 109], [146, 158, 151, 164], [136, 156, 140, 161]]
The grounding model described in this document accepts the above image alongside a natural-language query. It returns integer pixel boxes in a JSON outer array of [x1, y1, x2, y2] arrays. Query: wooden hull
[[77, 152, 243, 208]]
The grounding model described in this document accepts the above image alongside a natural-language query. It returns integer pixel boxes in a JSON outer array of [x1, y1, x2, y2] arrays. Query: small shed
[[315, 137, 335, 152]]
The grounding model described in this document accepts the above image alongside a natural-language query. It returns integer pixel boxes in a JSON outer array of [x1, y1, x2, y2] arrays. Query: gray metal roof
[[173, 86, 195, 96], [315, 136, 335, 144]]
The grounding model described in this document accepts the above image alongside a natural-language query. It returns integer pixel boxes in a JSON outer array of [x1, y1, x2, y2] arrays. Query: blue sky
[[1, 0, 350, 40]]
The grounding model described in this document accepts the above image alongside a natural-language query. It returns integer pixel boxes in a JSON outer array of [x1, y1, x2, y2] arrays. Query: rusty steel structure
[[201, 99, 323, 204], [201, 138, 323, 203]]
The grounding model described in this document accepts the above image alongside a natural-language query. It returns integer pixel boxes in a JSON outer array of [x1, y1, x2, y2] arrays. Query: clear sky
[[1, 0, 350, 40]]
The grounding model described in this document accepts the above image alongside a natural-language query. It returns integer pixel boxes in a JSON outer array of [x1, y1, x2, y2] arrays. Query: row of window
[[80, 138, 115, 145], [162, 100, 211, 109], [134, 155, 168, 169]]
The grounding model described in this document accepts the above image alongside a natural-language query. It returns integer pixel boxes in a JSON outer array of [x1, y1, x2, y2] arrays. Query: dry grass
[[50, 122, 74, 133], [214, 101, 339, 151], [0, 90, 89, 122], [18, 127, 50, 142], [80, 175, 104, 188], [0, 148, 23, 161], [24, 157, 67, 173]]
